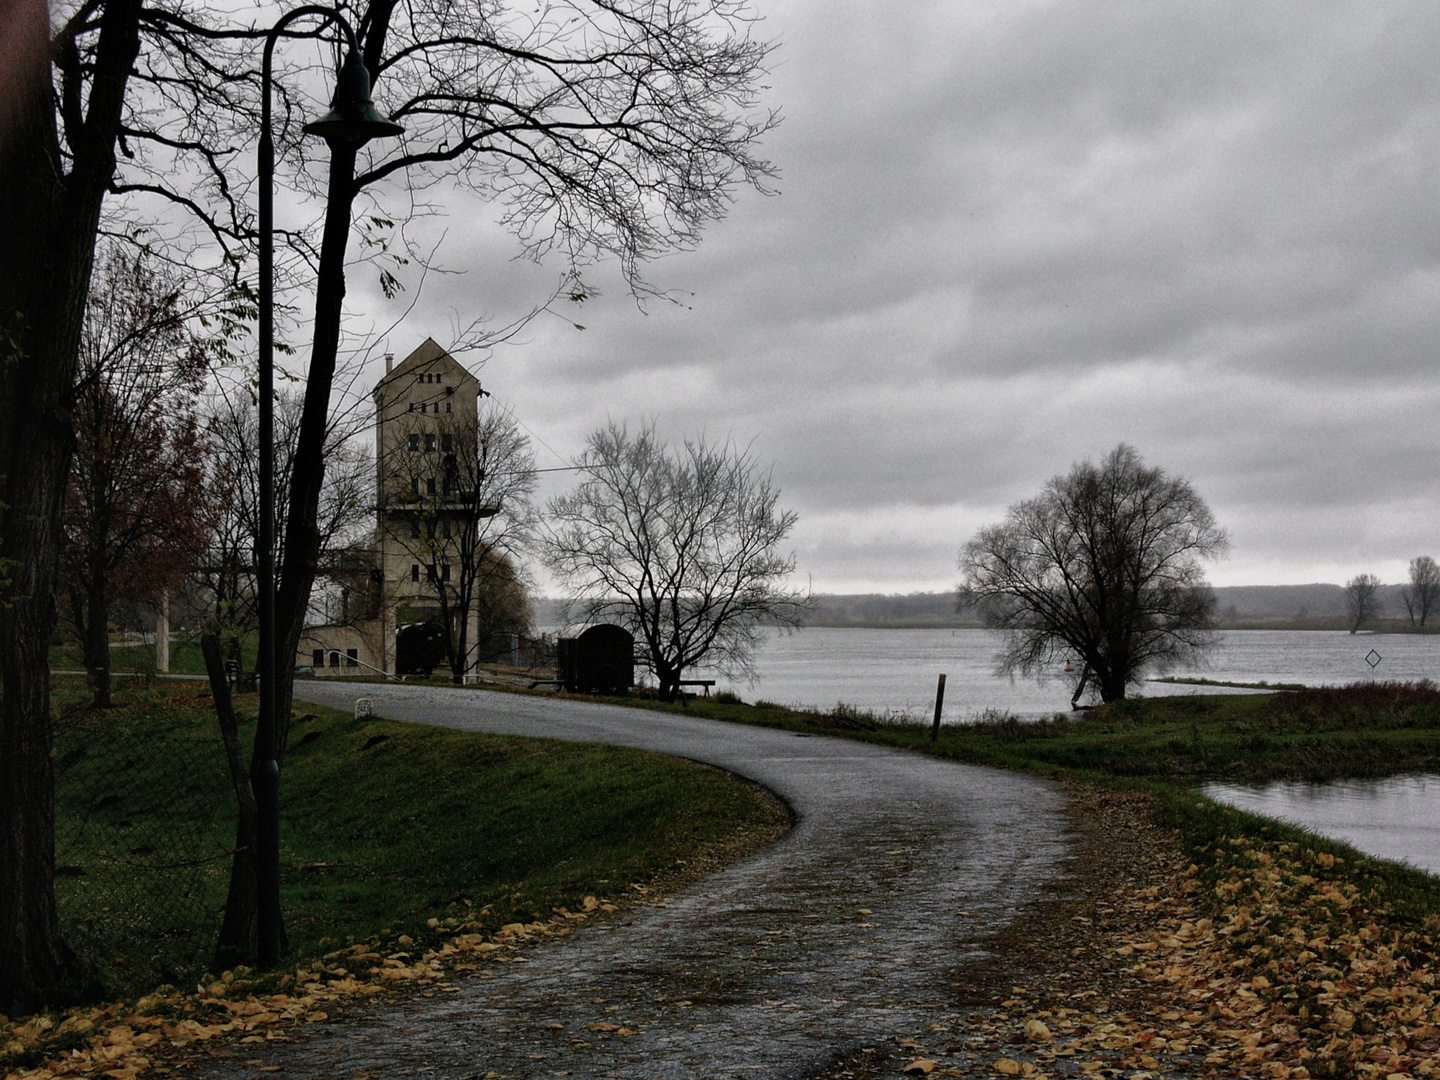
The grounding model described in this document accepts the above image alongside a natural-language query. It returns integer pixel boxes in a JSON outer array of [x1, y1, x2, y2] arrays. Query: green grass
[[584, 680, 1440, 784], [49, 636, 244, 677], [48, 677, 785, 1000]]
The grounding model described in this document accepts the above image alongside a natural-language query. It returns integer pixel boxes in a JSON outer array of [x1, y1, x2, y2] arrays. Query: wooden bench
[[678, 679, 716, 697], [224, 659, 257, 693]]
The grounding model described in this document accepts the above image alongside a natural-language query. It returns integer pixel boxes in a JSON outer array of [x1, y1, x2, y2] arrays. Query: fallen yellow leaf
[[903, 1059, 937, 1074], [994, 1058, 1022, 1076]]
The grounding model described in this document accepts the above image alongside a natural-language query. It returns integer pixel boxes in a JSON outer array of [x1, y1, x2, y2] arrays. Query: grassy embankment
[[49, 639, 231, 677], [38, 677, 785, 1003]]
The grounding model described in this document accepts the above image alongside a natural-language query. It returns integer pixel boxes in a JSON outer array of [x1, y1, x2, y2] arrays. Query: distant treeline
[[534, 584, 1429, 631]]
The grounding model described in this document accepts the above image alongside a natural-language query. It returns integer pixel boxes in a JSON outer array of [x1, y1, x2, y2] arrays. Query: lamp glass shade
[[303, 51, 404, 144]]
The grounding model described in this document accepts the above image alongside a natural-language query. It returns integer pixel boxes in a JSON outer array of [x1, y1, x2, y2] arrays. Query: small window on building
[[426, 563, 437, 581], [425, 433, 436, 451], [445, 402, 452, 413], [346, 649, 358, 668], [410, 478, 419, 495], [407, 403, 414, 412], [441, 563, 451, 582], [441, 434, 453, 452], [411, 563, 420, 582], [410, 519, 420, 538], [441, 517, 451, 538], [426, 477, 436, 495], [408, 433, 419, 451], [312, 648, 324, 667], [329, 650, 340, 668]]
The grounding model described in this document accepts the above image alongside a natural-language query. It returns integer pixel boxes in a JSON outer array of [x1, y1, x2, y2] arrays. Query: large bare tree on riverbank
[[1, 0, 777, 1004], [959, 445, 1228, 704], [1345, 573, 1384, 634], [542, 421, 808, 702]]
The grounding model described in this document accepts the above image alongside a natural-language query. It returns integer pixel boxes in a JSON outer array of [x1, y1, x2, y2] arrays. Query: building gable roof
[[374, 337, 479, 396]]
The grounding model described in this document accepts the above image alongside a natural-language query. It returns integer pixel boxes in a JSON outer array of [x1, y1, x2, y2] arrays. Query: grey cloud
[[350, 0, 1440, 592]]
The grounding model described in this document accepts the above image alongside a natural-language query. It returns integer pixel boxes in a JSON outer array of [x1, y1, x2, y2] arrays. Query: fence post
[[931, 673, 947, 742]]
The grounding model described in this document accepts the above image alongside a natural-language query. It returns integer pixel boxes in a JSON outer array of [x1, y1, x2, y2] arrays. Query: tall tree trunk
[[273, 148, 359, 759], [0, 0, 141, 1011], [1097, 668, 1127, 703], [452, 596, 470, 686], [656, 659, 679, 702], [83, 562, 111, 707], [202, 633, 263, 967]]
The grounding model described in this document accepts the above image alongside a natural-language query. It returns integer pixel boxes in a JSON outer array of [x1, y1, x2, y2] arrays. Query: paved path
[[205, 684, 1072, 1080]]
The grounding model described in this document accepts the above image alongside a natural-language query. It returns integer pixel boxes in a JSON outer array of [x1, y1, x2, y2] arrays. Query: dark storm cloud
[[359, 0, 1440, 592]]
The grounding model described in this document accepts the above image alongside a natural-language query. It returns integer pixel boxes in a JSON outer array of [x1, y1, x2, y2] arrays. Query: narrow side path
[[201, 684, 1072, 1080]]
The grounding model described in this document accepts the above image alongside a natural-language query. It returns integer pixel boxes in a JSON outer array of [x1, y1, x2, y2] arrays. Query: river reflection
[[1201, 776, 1440, 875]]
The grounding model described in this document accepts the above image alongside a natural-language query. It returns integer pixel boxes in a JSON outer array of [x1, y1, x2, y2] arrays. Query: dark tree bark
[[83, 564, 113, 708], [0, 0, 142, 1011], [274, 147, 362, 763], [201, 633, 264, 968]]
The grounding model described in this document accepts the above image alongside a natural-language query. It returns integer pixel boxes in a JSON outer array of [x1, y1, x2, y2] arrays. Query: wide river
[[704, 627, 1440, 721]]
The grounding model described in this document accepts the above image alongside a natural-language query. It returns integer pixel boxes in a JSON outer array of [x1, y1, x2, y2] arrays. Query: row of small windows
[[411, 563, 451, 582], [408, 433, 454, 452], [409, 517, 453, 539], [417, 373, 444, 384], [312, 648, 358, 668], [408, 401, 451, 413]]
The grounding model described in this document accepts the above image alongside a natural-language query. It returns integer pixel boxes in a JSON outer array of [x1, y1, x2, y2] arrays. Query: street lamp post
[[257, 6, 402, 965]]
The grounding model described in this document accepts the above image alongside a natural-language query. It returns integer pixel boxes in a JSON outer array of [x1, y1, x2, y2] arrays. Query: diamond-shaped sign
[[1365, 649, 1382, 669]]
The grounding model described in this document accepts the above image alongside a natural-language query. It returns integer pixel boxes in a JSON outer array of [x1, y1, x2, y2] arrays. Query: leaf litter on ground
[[10, 788, 1440, 1080], [0, 894, 629, 1079]]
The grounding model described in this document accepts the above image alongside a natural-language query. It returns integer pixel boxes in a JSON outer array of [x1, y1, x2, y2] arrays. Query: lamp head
[[303, 50, 404, 145]]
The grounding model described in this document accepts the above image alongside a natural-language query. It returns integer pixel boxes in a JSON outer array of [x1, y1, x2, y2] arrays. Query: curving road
[[203, 683, 1072, 1079]]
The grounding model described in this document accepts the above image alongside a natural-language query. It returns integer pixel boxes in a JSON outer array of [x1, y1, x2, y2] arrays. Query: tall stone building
[[298, 338, 489, 677]]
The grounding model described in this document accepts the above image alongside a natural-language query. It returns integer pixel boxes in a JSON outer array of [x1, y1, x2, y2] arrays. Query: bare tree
[[541, 421, 808, 702], [1402, 557, 1439, 629], [196, 383, 374, 645], [383, 403, 535, 681], [960, 445, 1229, 704], [1345, 573, 1384, 635]]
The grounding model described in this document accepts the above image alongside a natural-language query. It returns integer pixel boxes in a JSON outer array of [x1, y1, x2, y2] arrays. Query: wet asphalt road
[[200, 683, 1071, 1080]]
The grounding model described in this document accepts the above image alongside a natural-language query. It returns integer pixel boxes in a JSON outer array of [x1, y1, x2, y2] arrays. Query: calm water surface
[[709, 628, 1440, 721], [1202, 777, 1440, 875]]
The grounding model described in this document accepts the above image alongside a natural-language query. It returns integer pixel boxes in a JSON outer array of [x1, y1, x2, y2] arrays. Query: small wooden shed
[[557, 624, 634, 694]]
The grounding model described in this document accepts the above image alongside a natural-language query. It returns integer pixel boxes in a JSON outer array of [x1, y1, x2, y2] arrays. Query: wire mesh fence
[[52, 689, 237, 995]]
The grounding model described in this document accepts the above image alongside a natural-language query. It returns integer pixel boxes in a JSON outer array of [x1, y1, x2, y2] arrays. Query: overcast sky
[[340, 0, 1440, 594]]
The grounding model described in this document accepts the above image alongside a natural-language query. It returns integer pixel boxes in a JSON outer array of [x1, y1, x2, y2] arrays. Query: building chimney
[[384, 352, 394, 374]]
